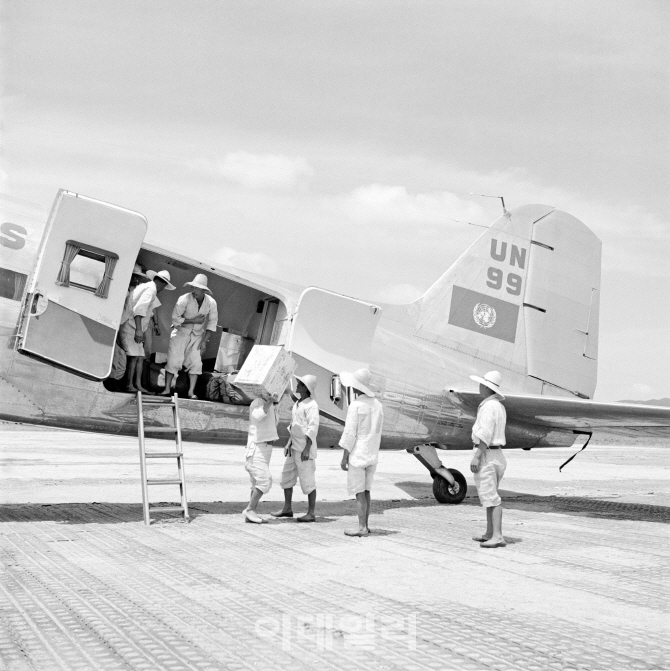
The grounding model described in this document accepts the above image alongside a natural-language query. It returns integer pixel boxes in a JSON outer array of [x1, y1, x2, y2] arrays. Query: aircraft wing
[[447, 390, 670, 441]]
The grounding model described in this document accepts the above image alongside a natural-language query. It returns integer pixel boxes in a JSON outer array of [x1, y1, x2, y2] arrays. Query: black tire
[[432, 469, 467, 504]]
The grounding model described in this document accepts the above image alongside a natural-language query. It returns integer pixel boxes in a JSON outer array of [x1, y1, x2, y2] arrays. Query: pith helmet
[[185, 273, 212, 294], [469, 371, 505, 400], [340, 368, 375, 397], [132, 263, 147, 278], [147, 269, 176, 290], [294, 374, 317, 397]]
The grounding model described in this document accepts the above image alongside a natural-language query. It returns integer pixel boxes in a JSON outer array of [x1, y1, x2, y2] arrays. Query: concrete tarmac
[[0, 429, 669, 670]]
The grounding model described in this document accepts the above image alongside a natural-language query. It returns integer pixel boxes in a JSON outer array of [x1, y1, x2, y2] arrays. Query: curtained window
[[13, 271, 27, 301], [56, 240, 119, 298], [95, 255, 118, 298], [0, 267, 28, 302], [56, 241, 80, 287]]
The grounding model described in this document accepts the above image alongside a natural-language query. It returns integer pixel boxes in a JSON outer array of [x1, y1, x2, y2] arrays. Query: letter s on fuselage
[[1, 222, 27, 250]]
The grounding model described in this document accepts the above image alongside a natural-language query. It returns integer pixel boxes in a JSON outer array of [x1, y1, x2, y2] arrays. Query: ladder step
[[145, 452, 183, 458], [141, 398, 177, 405], [147, 479, 183, 485], [142, 427, 178, 433], [148, 506, 185, 513]]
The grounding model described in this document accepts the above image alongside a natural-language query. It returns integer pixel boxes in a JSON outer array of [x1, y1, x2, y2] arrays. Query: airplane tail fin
[[414, 205, 601, 398]]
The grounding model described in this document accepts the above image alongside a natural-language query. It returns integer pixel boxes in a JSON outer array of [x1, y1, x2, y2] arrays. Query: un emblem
[[473, 303, 496, 329]]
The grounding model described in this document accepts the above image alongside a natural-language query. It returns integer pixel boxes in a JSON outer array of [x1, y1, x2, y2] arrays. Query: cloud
[[335, 183, 484, 228], [217, 152, 313, 190], [210, 246, 279, 276]]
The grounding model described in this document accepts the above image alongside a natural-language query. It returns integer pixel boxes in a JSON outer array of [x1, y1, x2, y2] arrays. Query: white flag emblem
[[473, 303, 497, 329]]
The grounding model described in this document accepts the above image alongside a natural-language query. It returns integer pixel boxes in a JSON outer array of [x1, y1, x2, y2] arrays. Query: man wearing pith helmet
[[272, 374, 320, 523], [469, 370, 508, 548], [339, 368, 384, 537], [120, 268, 175, 393], [163, 274, 218, 399]]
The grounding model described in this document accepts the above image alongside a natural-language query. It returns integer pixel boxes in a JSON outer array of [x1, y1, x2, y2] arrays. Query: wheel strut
[[407, 444, 468, 504], [407, 444, 456, 485]]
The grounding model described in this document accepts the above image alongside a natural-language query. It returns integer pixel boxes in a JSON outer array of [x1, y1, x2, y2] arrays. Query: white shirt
[[289, 398, 319, 459], [471, 394, 506, 447], [247, 399, 279, 445], [339, 395, 384, 468], [130, 281, 161, 331], [171, 293, 218, 337]]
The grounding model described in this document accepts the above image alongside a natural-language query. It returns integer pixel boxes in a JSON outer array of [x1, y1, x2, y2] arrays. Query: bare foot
[[125, 385, 138, 393], [472, 535, 492, 542], [136, 386, 152, 394], [160, 389, 172, 396], [270, 510, 293, 518], [480, 538, 506, 548], [344, 528, 369, 537], [297, 513, 315, 523]]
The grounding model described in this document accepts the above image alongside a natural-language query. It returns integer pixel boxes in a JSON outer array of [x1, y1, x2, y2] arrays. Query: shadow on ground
[[0, 498, 441, 526], [395, 481, 670, 524], [0, 485, 667, 525]]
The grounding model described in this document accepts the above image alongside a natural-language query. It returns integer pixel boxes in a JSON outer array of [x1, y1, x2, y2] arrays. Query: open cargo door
[[287, 288, 382, 421], [17, 190, 147, 380]]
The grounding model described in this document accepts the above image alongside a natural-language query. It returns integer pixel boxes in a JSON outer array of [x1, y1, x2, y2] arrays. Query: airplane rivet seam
[[412, 334, 524, 374]]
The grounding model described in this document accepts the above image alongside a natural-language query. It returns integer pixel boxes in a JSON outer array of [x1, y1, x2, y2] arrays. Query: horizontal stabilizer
[[448, 389, 670, 440]]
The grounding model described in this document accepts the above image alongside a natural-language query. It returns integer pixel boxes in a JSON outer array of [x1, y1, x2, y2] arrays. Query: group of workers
[[244, 367, 385, 537], [242, 366, 508, 546], [114, 264, 508, 544], [115, 264, 218, 398]]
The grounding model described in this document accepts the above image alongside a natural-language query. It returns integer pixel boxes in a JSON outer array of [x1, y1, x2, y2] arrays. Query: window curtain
[[12, 272, 27, 301], [55, 242, 80, 287], [95, 255, 117, 298]]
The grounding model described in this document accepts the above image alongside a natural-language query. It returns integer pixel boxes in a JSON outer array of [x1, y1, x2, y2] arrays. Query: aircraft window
[[56, 240, 119, 298], [69, 254, 105, 291], [0, 267, 28, 301]]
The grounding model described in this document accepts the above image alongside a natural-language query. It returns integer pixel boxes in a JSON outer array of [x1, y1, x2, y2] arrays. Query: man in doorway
[[339, 368, 384, 537], [163, 274, 218, 399], [271, 375, 319, 523], [119, 269, 175, 392], [112, 263, 147, 384], [469, 370, 508, 549]]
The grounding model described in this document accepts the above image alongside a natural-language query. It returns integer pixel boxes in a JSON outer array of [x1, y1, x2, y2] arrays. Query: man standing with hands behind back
[[339, 368, 384, 538], [469, 370, 508, 549]]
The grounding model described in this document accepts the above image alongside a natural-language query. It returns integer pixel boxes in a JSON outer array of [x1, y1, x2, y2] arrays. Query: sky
[[1, 0, 668, 402]]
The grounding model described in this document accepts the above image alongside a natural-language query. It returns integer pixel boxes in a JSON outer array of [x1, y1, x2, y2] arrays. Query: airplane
[[1, 189, 668, 505]]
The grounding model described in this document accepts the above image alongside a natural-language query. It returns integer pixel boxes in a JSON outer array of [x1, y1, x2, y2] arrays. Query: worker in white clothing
[[112, 263, 147, 384], [469, 370, 508, 549], [162, 274, 218, 399], [339, 368, 384, 537], [243, 394, 279, 524], [271, 375, 319, 523], [119, 269, 175, 393]]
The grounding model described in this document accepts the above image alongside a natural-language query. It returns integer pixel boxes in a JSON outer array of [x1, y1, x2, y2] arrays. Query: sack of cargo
[[205, 372, 253, 405]]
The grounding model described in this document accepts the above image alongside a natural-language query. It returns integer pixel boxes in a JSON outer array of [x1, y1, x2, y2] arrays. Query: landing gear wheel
[[432, 469, 467, 504]]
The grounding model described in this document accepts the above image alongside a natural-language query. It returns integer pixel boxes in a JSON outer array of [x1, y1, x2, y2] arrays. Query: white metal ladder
[[136, 392, 190, 525]]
